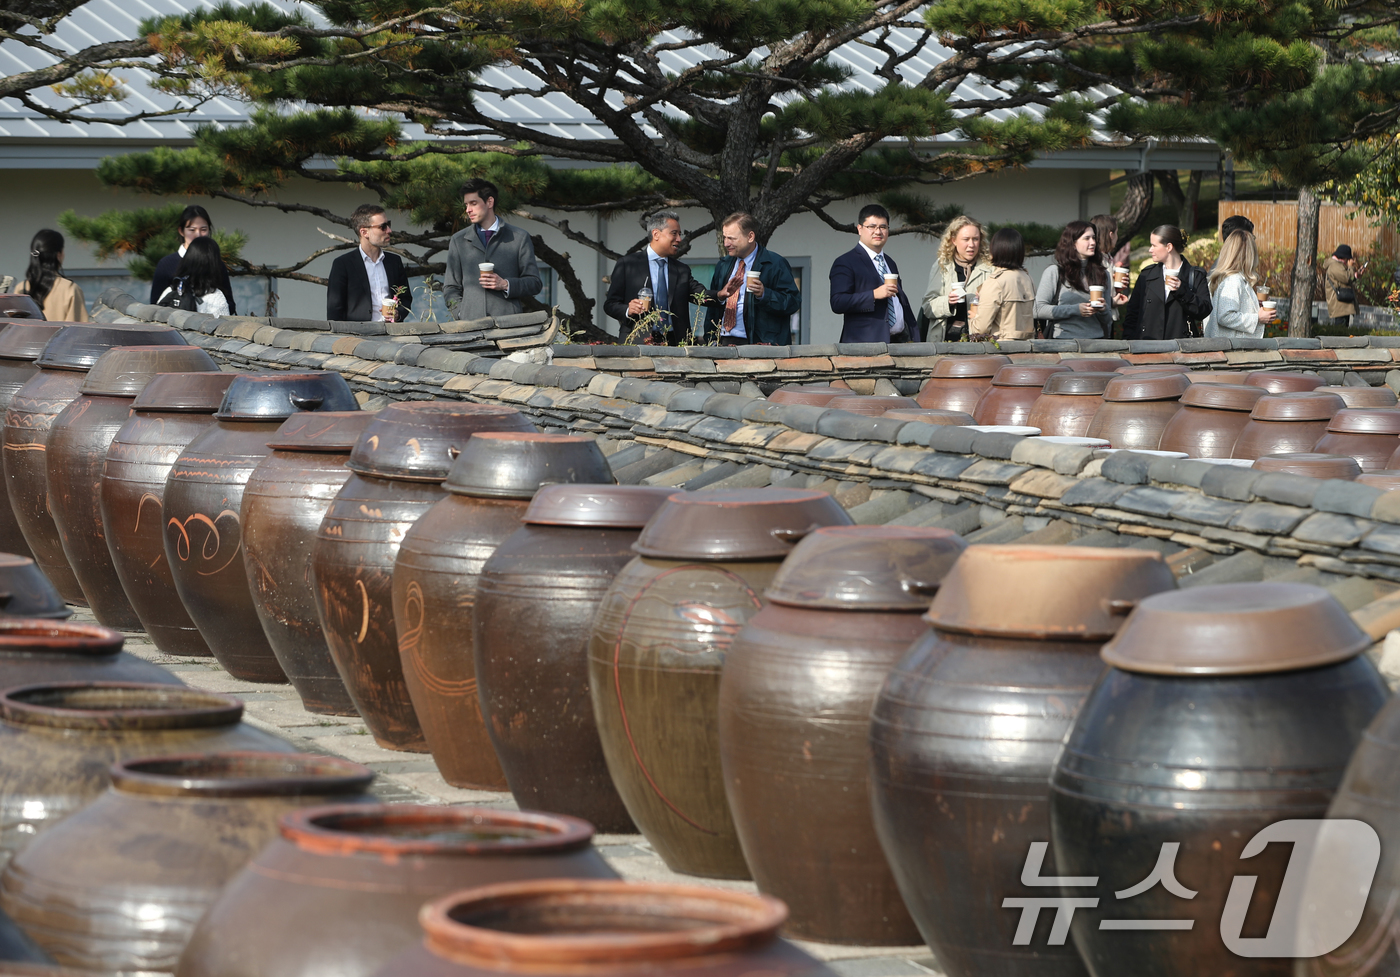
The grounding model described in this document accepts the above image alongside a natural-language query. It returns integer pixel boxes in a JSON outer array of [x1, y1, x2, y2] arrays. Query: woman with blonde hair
[[1204, 230, 1271, 338], [921, 215, 992, 341]]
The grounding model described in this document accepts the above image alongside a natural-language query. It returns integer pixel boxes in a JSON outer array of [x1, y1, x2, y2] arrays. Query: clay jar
[[588, 488, 851, 880], [0, 681, 293, 863], [242, 412, 374, 715], [1312, 407, 1400, 471], [165, 373, 358, 683], [1246, 370, 1325, 393], [973, 365, 1071, 426], [881, 408, 975, 426], [0, 297, 43, 320], [0, 619, 181, 689], [1231, 390, 1346, 460], [47, 346, 219, 629], [0, 324, 61, 559], [100, 372, 238, 656], [1060, 358, 1129, 372], [719, 525, 966, 945], [868, 545, 1176, 977], [0, 752, 375, 976], [1252, 452, 1361, 480], [1156, 383, 1265, 458], [1116, 364, 1192, 375], [1050, 584, 1388, 977], [4, 324, 181, 605], [0, 554, 67, 620], [1085, 371, 1190, 450], [1025, 371, 1112, 438], [825, 395, 918, 416], [372, 880, 837, 977], [767, 386, 846, 407], [1322, 384, 1398, 408], [1358, 471, 1400, 490], [176, 804, 618, 977], [394, 433, 614, 788], [916, 355, 1010, 413], [314, 402, 535, 752]]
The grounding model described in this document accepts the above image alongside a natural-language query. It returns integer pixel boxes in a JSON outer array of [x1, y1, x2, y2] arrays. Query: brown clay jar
[[1025, 371, 1111, 438], [973, 365, 1071, 426], [0, 324, 61, 560], [100, 372, 238, 656], [719, 525, 966, 945], [473, 485, 674, 832], [242, 412, 374, 715], [1252, 452, 1361, 480], [0, 297, 44, 320], [1231, 391, 1346, 460], [1322, 384, 1399, 408], [165, 373, 358, 683], [767, 386, 846, 407], [916, 355, 1010, 413], [825, 395, 919, 416], [1358, 472, 1400, 490], [881, 408, 975, 425], [175, 804, 618, 977], [1157, 383, 1265, 458], [1246, 370, 1324, 393], [1060, 358, 1129, 372], [0, 554, 68, 620], [4, 324, 181, 606], [394, 433, 614, 789], [588, 488, 852, 880], [0, 619, 181, 689], [314, 402, 535, 753], [0, 752, 375, 976], [1085, 371, 1190, 450], [1312, 408, 1400, 472], [47, 346, 218, 629]]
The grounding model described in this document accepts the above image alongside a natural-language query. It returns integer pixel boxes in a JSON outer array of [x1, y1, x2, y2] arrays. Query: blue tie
[[654, 258, 669, 313], [875, 253, 896, 330]]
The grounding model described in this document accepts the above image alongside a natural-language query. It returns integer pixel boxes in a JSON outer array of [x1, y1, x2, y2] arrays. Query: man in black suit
[[327, 204, 413, 322], [829, 204, 919, 343], [603, 212, 710, 344]]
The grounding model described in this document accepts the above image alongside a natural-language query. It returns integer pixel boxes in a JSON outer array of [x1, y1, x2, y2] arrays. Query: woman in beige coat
[[921, 215, 992, 341], [1324, 244, 1359, 328], [14, 230, 87, 322], [970, 229, 1034, 341]]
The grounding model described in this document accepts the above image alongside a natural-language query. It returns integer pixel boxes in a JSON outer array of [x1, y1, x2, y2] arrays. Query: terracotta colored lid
[[765, 525, 967, 611], [1100, 583, 1370, 676], [633, 488, 852, 560], [1116, 364, 1191, 375], [1186, 373, 1248, 384], [1101, 372, 1191, 403], [266, 411, 376, 453], [523, 485, 677, 528], [1252, 453, 1361, 480], [991, 364, 1071, 387], [767, 387, 846, 407], [1247, 371, 1325, 394], [280, 804, 596, 857], [131, 372, 238, 413], [882, 408, 976, 425], [1179, 383, 1267, 412], [444, 432, 614, 499], [925, 545, 1176, 640], [1060, 358, 1129, 372], [827, 395, 919, 416], [1357, 472, 1400, 491], [0, 295, 43, 320], [1326, 408, 1400, 435], [1323, 385, 1400, 408], [215, 372, 359, 421], [78, 346, 220, 397], [346, 401, 536, 482], [1042, 372, 1114, 396], [932, 354, 1011, 379], [1249, 391, 1346, 422], [35, 324, 183, 371], [0, 323, 61, 361]]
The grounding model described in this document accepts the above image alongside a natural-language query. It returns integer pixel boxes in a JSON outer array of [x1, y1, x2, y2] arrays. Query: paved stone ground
[[86, 610, 947, 977]]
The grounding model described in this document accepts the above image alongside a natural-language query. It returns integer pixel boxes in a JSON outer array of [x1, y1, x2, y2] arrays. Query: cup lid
[[925, 545, 1176, 639], [767, 386, 847, 407], [215, 372, 359, 421], [1102, 372, 1191, 403], [1323, 385, 1399, 408], [633, 488, 852, 560], [826, 395, 919, 416], [1249, 391, 1346, 422], [35, 324, 183, 371], [1252, 453, 1361, 480], [130, 372, 239, 413], [0, 323, 62, 361], [443, 432, 615, 499], [1059, 358, 1129, 373], [991, 364, 1070, 387], [932, 355, 1011, 379], [765, 526, 967, 610], [1116, 364, 1192, 375], [346, 401, 536, 481], [1326, 408, 1400, 435], [1100, 583, 1370, 675], [266, 411, 377, 452], [1179, 383, 1267, 411], [882, 408, 976, 425], [78, 346, 220, 397], [1246, 371, 1325, 394], [1042, 372, 1114, 396], [523, 485, 678, 528], [0, 295, 43, 320]]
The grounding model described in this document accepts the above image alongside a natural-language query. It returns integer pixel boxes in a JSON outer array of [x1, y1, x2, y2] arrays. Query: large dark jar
[[1233, 391, 1346, 459], [0, 619, 181, 689], [1025, 371, 1111, 439], [0, 553, 69, 620], [1312, 407, 1400, 472], [917, 355, 1011, 413], [1158, 383, 1266, 458], [0, 324, 62, 559], [973, 365, 1071, 426], [1085, 371, 1190, 450]]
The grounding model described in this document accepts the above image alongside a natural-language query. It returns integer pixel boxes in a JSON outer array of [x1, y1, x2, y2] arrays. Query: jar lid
[[1059, 358, 1129, 373], [130, 372, 239, 413], [1246, 371, 1325, 394], [765, 526, 967, 610], [346, 401, 536, 481], [0, 323, 61, 361], [990, 364, 1070, 387], [1326, 408, 1400, 435], [1358, 472, 1400, 490], [35, 324, 183, 371], [78, 346, 220, 397], [768, 386, 846, 407], [214, 372, 359, 421], [1252, 453, 1361, 480], [1249, 391, 1346, 421], [1101, 372, 1191, 403], [1042, 372, 1114, 396], [1116, 364, 1191, 375], [1323, 385, 1399, 408], [0, 295, 43, 320], [882, 408, 976, 426], [1100, 583, 1370, 675], [1179, 383, 1266, 411], [266, 411, 376, 452], [925, 545, 1176, 639], [633, 488, 852, 560], [444, 432, 614, 499], [932, 354, 1011, 379], [826, 395, 919, 416], [523, 485, 677, 528]]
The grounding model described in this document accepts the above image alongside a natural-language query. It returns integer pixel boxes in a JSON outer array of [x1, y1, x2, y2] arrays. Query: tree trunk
[[1114, 173, 1156, 244], [1155, 170, 1183, 220], [1181, 170, 1204, 232], [528, 235, 611, 344], [1289, 186, 1320, 338]]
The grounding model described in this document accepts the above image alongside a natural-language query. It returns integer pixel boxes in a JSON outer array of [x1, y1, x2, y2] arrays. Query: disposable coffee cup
[[1165, 271, 1181, 289], [1113, 266, 1129, 288], [478, 263, 495, 273], [1257, 286, 1271, 302], [949, 285, 965, 303], [1089, 285, 1105, 308], [1263, 300, 1277, 320], [636, 287, 653, 312], [381, 297, 397, 320], [884, 273, 899, 287], [746, 270, 761, 291]]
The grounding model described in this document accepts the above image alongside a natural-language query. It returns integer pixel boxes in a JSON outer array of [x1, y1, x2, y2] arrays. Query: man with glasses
[[829, 204, 919, 343], [327, 203, 413, 322], [443, 178, 543, 320]]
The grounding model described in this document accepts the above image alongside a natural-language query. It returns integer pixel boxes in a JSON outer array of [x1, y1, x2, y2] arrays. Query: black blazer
[[1122, 259, 1212, 341], [829, 245, 919, 344], [327, 249, 412, 322], [150, 252, 236, 315], [603, 251, 709, 344]]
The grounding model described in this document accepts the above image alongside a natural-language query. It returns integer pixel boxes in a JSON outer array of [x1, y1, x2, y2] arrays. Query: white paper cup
[[478, 263, 495, 273], [884, 274, 899, 286], [1089, 286, 1105, 308]]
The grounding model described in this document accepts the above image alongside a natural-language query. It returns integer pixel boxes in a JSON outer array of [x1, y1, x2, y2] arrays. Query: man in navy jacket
[[829, 205, 919, 343], [703, 212, 802, 345]]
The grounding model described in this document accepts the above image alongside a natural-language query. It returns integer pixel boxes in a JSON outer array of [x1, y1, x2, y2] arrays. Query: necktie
[[481, 228, 495, 248], [654, 259, 669, 315], [875, 253, 896, 330], [721, 261, 746, 334]]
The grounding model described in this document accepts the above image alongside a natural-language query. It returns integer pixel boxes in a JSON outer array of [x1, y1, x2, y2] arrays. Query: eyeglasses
[[861, 224, 890, 232], [368, 221, 392, 230]]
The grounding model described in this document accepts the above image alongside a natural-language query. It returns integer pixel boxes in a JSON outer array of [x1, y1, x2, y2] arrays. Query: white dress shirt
[[727, 249, 758, 340], [476, 218, 508, 297], [859, 242, 904, 334], [361, 246, 390, 321]]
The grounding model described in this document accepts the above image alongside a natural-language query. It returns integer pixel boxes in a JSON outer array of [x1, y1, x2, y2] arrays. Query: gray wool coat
[[442, 221, 543, 319]]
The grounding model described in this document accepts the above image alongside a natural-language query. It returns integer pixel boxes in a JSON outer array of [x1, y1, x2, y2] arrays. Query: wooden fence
[[1218, 201, 1398, 256]]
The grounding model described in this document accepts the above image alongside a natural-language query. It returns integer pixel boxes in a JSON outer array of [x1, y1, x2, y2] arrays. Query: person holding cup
[[443, 178, 543, 321], [701, 212, 800, 345], [968, 228, 1035, 341], [830, 204, 920, 343], [920, 216, 992, 341], [1034, 221, 1113, 340], [1121, 224, 1212, 340], [1204, 230, 1272, 338], [326, 203, 412, 323]]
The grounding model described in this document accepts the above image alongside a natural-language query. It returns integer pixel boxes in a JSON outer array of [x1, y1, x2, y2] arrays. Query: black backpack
[[157, 277, 199, 312]]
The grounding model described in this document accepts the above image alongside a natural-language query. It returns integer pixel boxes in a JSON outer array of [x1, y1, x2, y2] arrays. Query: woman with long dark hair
[[1122, 224, 1212, 340], [14, 229, 87, 321], [969, 228, 1035, 341], [1033, 221, 1111, 339], [149, 205, 236, 314], [156, 237, 231, 316]]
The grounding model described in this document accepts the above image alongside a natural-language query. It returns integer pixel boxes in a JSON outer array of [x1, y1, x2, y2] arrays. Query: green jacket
[[704, 246, 802, 344]]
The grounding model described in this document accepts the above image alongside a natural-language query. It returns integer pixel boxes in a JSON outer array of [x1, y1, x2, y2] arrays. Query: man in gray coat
[[442, 178, 543, 319]]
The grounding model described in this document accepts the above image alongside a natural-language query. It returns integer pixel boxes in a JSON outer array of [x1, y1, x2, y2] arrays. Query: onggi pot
[[767, 386, 846, 407], [973, 365, 1071, 426], [0, 619, 181, 689], [1311, 407, 1400, 472], [916, 355, 1010, 413], [1085, 371, 1189, 450], [0, 553, 68, 620], [0, 324, 61, 559], [1246, 371, 1325, 393], [826, 395, 918, 416], [1252, 452, 1361, 480], [1060, 358, 1128, 372], [881, 408, 975, 426], [1322, 384, 1398, 408], [1025, 371, 1111, 438], [1231, 391, 1346, 460], [719, 525, 966, 944], [1156, 383, 1264, 458]]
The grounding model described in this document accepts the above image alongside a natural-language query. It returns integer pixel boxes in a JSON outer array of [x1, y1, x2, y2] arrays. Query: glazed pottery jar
[[314, 402, 535, 752], [1252, 452, 1361, 480], [1085, 371, 1190, 450], [47, 346, 218, 628], [242, 412, 374, 715], [1050, 583, 1387, 977], [0, 619, 180, 689], [473, 485, 674, 831], [1312, 407, 1400, 471], [1116, 364, 1192, 375], [589, 488, 851, 880], [881, 408, 975, 425], [4, 324, 181, 605], [0, 554, 67, 620], [1025, 371, 1112, 438], [1060, 358, 1129, 372], [719, 525, 966, 944], [370, 880, 838, 977], [100, 372, 238, 656], [1358, 471, 1400, 490], [0, 324, 61, 559], [973, 365, 1071, 426], [0, 297, 43, 320], [175, 804, 618, 977], [869, 545, 1176, 977], [394, 433, 614, 788], [1322, 384, 1398, 408], [1156, 383, 1265, 458], [825, 395, 919, 416], [165, 373, 358, 683], [767, 386, 846, 407], [0, 752, 374, 976], [1231, 391, 1346, 460], [0, 681, 293, 862], [1246, 370, 1324, 393], [916, 355, 1011, 413]]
